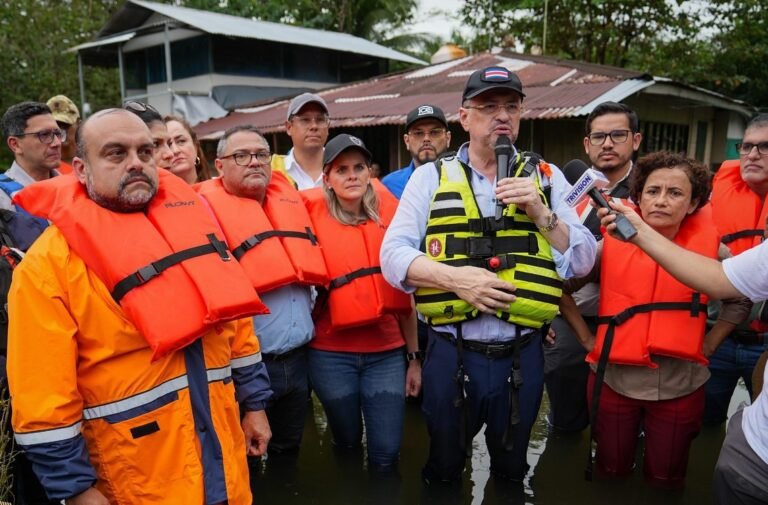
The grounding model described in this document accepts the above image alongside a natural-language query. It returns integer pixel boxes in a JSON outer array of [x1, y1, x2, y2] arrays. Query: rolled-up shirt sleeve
[[546, 164, 597, 279]]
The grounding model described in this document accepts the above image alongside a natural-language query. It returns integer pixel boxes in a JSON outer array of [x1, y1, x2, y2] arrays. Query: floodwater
[[250, 386, 749, 505]]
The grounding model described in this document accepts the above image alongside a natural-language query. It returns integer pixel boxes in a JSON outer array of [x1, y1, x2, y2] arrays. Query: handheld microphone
[[562, 159, 637, 241], [495, 136, 512, 220]]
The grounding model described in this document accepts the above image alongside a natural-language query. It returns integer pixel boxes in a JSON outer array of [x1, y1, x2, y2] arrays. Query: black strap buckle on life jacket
[[328, 266, 382, 290], [721, 228, 763, 244], [232, 228, 318, 260], [112, 234, 231, 303], [585, 294, 707, 481], [444, 234, 539, 259]]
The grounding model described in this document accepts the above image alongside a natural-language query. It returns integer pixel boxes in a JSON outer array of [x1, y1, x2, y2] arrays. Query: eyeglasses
[[123, 101, 159, 114], [291, 115, 330, 127], [220, 151, 272, 166], [408, 128, 446, 140], [587, 129, 632, 146], [15, 129, 66, 144], [737, 142, 768, 156], [463, 102, 521, 115]]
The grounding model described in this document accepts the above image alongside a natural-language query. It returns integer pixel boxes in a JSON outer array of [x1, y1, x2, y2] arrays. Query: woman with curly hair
[[561, 151, 751, 488]]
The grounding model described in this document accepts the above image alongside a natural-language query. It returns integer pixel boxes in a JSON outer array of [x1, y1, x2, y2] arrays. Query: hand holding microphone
[[495, 136, 512, 220], [562, 159, 637, 241]]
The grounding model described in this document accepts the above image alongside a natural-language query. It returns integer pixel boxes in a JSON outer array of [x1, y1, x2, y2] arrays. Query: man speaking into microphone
[[381, 66, 596, 484]]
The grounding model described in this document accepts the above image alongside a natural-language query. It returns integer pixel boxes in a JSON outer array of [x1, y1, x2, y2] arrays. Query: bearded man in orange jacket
[[7, 109, 273, 505]]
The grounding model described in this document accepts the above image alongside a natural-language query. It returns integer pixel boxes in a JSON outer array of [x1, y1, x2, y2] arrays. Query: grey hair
[[216, 125, 267, 157]]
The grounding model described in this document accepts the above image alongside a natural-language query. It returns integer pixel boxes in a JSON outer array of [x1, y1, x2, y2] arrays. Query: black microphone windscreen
[[562, 159, 590, 186], [494, 136, 512, 155]]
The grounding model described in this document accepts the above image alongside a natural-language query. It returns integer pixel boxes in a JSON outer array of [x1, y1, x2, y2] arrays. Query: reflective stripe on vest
[[414, 155, 562, 328]]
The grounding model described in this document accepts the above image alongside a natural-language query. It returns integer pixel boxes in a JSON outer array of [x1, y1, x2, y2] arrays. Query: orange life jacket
[[304, 180, 411, 330], [196, 172, 328, 293], [711, 160, 768, 255], [14, 169, 269, 360], [588, 203, 719, 367]]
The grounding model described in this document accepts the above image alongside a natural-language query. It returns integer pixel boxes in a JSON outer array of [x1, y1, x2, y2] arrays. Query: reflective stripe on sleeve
[[231, 352, 262, 369], [206, 365, 231, 382], [14, 421, 82, 446], [82, 375, 189, 420]]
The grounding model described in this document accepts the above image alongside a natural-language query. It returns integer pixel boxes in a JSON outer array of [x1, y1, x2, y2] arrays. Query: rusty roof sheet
[[195, 51, 651, 138]]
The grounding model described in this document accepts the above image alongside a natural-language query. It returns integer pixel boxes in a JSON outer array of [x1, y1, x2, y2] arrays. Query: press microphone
[[562, 159, 637, 241], [495, 136, 512, 220]]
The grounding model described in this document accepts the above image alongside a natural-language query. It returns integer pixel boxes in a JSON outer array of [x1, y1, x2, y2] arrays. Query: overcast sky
[[408, 0, 465, 40]]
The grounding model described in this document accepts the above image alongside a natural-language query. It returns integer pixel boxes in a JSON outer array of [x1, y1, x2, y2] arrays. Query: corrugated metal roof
[[194, 51, 751, 138], [95, 0, 425, 65]]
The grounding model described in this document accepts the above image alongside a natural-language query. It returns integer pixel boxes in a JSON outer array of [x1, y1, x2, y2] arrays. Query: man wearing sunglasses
[[705, 113, 768, 428], [543, 102, 643, 435], [0, 101, 64, 211], [382, 104, 452, 199]]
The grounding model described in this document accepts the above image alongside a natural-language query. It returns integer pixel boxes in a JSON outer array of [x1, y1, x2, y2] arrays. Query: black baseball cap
[[323, 134, 372, 168], [405, 104, 448, 131], [462, 66, 526, 101]]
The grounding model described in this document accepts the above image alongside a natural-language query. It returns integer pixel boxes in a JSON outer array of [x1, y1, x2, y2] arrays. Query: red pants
[[587, 372, 704, 488]]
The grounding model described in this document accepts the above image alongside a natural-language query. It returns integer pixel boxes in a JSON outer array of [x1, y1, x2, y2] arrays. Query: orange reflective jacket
[[14, 169, 269, 359], [589, 204, 718, 367], [8, 224, 267, 504], [197, 172, 328, 292], [304, 181, 411, 330]]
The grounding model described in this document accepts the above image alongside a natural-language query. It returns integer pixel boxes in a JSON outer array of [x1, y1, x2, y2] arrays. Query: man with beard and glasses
[[7, 109, 273, 505], [197, 126, 327, 488], [382, 104, 451, 199]]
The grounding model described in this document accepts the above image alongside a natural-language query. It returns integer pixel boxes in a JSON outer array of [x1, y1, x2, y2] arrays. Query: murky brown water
[[251, 386, 749, 504]]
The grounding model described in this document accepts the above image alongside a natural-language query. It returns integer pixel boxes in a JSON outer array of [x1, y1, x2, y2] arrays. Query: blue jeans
[[422, 329, 544, 482], [704, 337, 766, 425], [262, 346, 310, 453], [308, 347, 406, 470]]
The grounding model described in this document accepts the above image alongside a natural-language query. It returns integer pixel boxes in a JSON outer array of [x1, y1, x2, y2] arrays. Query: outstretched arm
[[599, 203, 742, 300]]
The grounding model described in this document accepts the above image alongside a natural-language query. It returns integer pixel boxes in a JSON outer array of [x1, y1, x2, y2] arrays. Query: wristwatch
[[538, 211, 559, 233], [406, 351, 424, 362]]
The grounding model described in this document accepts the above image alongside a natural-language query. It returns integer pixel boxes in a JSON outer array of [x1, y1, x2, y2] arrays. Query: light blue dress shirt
[[252, 284, 314, 355], [380, 142, 597, 342]]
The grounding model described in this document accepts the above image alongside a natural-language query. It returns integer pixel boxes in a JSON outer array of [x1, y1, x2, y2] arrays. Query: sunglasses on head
[[123, 101, 159, 114]]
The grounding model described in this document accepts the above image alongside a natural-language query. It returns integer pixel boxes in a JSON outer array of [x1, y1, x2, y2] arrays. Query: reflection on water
[[251, 385, 749, 504]]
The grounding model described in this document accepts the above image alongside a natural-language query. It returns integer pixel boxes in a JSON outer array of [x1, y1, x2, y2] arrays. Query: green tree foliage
[[182, 0, 418, 45], [0, 0, 121, 112], [459, 0, 768, 109]]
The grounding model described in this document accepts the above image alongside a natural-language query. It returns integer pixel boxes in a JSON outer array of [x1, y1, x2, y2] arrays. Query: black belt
[[262, 345, 307, 362], [436, 331, 533, 359], [730, 331, 768, 347]]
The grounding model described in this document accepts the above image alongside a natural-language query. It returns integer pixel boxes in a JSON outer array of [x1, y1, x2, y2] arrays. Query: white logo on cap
[[418, 105, 434, 116], [350, 136, 363, 146]]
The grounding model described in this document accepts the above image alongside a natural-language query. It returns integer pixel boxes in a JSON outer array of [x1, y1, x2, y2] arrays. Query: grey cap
[[287, 93, 329, 120]]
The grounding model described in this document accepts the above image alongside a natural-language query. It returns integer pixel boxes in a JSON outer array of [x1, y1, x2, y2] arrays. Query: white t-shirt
[[723, 240, 768, 464], [723, 240, 768, 302]]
